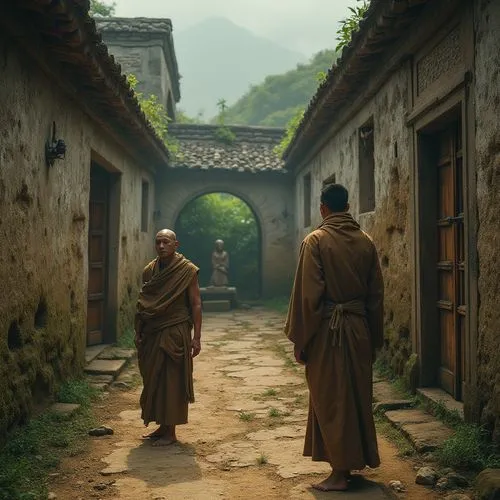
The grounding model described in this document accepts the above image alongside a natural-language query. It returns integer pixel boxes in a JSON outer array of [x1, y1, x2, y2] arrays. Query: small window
[[359, 120, 375, 213], [322, 173, 336, 187], [303, 173, 312, 227], [141, 180, 149, 232]]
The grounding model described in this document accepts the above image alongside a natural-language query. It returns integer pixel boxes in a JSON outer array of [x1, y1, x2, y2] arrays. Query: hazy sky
[[113, 0, 360, 56]]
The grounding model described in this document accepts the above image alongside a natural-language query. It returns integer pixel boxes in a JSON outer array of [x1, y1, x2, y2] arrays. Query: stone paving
[[51, 309, 445, 499]]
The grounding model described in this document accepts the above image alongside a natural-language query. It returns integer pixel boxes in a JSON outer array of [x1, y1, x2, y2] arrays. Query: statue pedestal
[[200, 286, 238, 311]]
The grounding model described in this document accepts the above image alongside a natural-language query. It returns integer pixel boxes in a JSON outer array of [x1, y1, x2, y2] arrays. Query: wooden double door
[[435, 119, 466, 400], [87, 165, 110, 346]]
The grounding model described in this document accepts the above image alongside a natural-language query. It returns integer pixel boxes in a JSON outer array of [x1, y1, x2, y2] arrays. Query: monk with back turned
[[285, 183, 384, 491]]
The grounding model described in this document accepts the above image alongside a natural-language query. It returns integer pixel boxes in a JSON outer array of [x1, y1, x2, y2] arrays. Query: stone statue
[[210, 239, 229, 287]]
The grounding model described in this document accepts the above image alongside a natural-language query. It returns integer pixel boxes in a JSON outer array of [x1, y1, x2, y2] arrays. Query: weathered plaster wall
[[294, 65, 412, 373], [0, 37, 155, 435], [472, 0, 500, 441], [156, 169, 295, 298]]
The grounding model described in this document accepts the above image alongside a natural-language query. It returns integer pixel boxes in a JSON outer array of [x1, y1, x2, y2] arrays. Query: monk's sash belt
[[323, 300, 366, 347]]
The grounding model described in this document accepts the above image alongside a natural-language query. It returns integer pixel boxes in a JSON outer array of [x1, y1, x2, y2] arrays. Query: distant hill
[[174, 17, 306, 119], [223, 49, 338, 127]]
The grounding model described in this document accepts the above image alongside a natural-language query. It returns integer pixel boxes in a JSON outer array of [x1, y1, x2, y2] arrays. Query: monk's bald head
[[156, 229, 177, 241], [155, 229, 178, 260]]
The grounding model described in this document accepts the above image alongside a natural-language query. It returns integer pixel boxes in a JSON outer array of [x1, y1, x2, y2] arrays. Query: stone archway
[[173, 190, 263, 297], [155, 167, 294, 298]]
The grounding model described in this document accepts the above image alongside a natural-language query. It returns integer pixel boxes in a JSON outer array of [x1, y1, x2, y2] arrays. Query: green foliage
[[0, 379, 99, 499], [224, 50, 337, 127], [238, 411, 255, 422], [274, 107, 305, 156], [176, 109, 204, 124], [89, 0, 116, 17], [336, 1, 370, 51], [214, 99, 236, 144], [435, 424, 500, 471], [175, 193, 259, 298], [127, 74, 179, 156], [117, 328, 136, 349]]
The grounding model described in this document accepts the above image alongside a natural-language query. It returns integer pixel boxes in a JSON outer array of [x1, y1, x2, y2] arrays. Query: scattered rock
[[89, 426, 114, 436], [441, 467, 454, 475], [48, 493, 57, 500], [476, 468, 500, 500], [415, 466, 438, 486], [50, 403, 81, 418], [389, 480, 405, 492], [94, 483, 107, 491], [436, 477, 451, 491], [446, 472, 469, 488], [112, 381, 130, 389]]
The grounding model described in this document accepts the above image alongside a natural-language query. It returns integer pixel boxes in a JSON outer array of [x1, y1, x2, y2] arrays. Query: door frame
[[411, 83, 478, 400], [87, 156, 121, 345]]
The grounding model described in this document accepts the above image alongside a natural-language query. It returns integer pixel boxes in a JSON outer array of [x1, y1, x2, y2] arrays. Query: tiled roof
[[96, 17, 181, 102], [2, 0, 170, 169], [283, 0, 433, 168], [169, 124, 286, 173]]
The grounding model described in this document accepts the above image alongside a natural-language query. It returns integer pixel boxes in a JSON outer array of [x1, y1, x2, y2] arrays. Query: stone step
[[50, 402, 81, 418], [385, 408, 454, 452], [85, 344, 112, 364], [97, 347, 135, 360], [203, 300, 231, 312], [85, 359, 127, 377], [417, 387, 464, 420]]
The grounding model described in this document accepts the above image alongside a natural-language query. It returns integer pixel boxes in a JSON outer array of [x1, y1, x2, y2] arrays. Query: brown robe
[[136, 253, 199, 426], [284, 212, 384, 470]]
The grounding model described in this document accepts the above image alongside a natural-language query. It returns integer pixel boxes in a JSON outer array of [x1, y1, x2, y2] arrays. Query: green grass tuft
[[261, 388, 278, 397], [238, 411, 256, 422], [256, 452, 268, 465], [435, 423, 500, 471], [0, 378, 100, 499], [116, 328, 135, 349], [268, 407, 282, 418]]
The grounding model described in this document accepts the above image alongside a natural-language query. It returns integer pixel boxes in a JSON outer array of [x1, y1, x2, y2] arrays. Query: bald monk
[[284, 183, 384, 491], [134, 229, 202, 446]]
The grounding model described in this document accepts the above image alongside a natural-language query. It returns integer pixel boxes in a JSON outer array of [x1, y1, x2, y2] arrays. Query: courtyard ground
[[49, 309, 441, 499]]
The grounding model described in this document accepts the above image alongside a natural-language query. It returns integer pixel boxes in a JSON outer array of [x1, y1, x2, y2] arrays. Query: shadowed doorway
[[174, 192, 261, 299]]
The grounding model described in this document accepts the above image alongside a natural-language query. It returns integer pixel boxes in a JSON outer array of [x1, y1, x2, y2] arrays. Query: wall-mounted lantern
[[45, 121, 66, 167]]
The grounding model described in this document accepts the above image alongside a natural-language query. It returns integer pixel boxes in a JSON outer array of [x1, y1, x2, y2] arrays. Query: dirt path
[[50, 309, 440, 499]]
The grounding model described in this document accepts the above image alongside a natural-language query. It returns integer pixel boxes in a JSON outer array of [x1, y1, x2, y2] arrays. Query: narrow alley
[[49, 310, 438, 500]]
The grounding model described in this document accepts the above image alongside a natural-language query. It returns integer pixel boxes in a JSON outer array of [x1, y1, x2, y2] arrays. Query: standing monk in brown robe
[[284, 183, 384, 491], [135, 229, 202, 446]]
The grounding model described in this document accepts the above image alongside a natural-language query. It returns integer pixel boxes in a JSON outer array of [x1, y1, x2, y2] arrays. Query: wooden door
[[436, 120, 466, 399], [87, 166, 110, 346]]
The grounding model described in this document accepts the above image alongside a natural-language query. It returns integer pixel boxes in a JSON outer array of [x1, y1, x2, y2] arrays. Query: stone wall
[[0, 36, 156, 435], [97, 18, 180, 118], [155, 168, 295, 298], [472, 0, 500, 440], [293, 64, 412, 374]]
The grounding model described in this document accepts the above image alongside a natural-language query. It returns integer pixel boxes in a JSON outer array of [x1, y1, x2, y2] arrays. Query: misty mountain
[[223, 49, 338, 127], [174, 17, 306, 119]]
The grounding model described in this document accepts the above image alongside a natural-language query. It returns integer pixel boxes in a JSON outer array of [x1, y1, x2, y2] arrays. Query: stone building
[[165, 124, 294, 298], [0, 1, 176, 435], [284, 0, 500, 438], [96, 17, 181, 120]]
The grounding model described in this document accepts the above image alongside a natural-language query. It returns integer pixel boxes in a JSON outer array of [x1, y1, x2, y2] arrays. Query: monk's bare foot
[[312, 472, 348, 492], [151, 435, 177, 447], [142, 425, 167, 439]]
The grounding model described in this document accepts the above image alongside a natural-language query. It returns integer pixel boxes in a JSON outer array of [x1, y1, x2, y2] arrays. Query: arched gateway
[[155, 124, 295, 298]]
